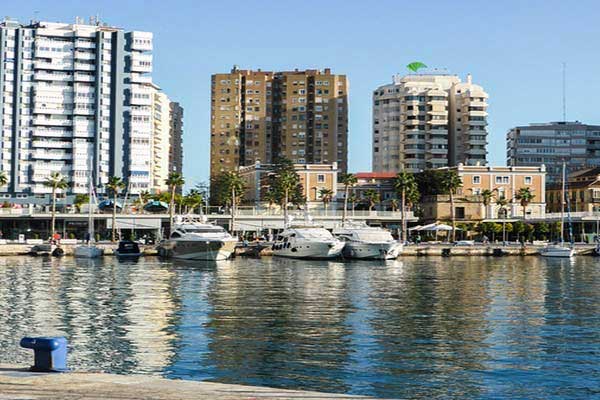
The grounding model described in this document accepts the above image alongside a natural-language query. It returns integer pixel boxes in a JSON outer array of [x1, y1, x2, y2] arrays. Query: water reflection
[[0, 256, 598, 399]]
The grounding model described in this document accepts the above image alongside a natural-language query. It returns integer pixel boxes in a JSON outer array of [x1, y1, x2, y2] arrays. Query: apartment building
[[0, 18, 154, 200], [169, 102, 183, 176], [421, 164, 546, 222], [507, 121, 600, 183], [150, 87, 170, 193], [210, 67, 348, 178], [372, 73, 488, 173], [546, 167, 600, 213]]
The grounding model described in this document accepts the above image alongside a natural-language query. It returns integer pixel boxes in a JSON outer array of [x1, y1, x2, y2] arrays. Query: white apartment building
[[151, 86, 171, 193], [372, 73, 488, 173], [0, 18, 153, 200]]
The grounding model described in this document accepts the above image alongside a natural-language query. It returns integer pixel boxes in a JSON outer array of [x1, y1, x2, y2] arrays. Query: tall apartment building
[[0, 18, 154, 198], [372, 73, 488, 173], [507, 121, 600, 183], [150, 86, 170, 192], [210, 67, 348, 178], [168, 101, 183, 176]]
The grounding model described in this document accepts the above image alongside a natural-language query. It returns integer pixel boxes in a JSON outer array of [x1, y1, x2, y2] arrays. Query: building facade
[[150, 87, 170, 193], [336, 172, 398, 210], [210, 67, 348, 178], [238, 161, 338, 206], [0, 18, 154, 199], [372, 73, 488, 173], [421, 164, 546, 222], [507, 121, 600, 183], [546, 167, 600, 213], [168, 101, 183, 178]]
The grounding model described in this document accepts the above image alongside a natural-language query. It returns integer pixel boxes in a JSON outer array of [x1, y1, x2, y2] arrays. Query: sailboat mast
[[88, 174, 94, 242], [560, 162, 565, 243]]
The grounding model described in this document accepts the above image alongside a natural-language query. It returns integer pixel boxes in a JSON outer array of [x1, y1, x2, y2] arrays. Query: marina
[[1, 255, 598, 399]]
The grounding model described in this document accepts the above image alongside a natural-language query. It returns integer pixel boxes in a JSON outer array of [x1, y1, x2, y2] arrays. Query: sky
[[5, 0, 600, 189]]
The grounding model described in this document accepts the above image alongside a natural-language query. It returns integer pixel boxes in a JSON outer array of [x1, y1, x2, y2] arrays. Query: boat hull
[[74, 246, 104, 258], [541, 246, 575, 258], [272, 241, 344, 259], [343, 241, 403, 260], [159, 239, 237, 261]]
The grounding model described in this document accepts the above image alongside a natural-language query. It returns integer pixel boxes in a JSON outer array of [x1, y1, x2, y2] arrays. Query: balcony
[[74, 73, 95, 83], [31, 150, 72, 160], [33, 117, 72, 127], [32, 106, 72, 116], [32, 129, 72, 138], [74, 51, 96, 61], [74, 62, 95, 71], [75, 40, 96, 49], [31, 140, 72, 149], [34, 60, 73, 71], [34, 71, 72, 82]]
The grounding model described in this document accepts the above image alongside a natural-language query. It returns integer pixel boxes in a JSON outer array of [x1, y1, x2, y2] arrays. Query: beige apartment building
[[421, 164, 546, 222], [372, 73, 488, 173], [210, 67, 348, 178], [151, 88, 171, 192], [238, 162, 338, 206]]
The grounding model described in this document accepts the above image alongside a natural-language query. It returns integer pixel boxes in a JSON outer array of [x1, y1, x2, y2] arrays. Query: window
[[495, 176, 509, 184], [524, 176, 532, 185], [472, 175, 481, 184], [317, 174, 325, 183]]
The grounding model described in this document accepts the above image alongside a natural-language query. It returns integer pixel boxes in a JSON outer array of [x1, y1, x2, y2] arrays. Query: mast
[[87, 173, 94, 244], [560, 161, 565, 244]]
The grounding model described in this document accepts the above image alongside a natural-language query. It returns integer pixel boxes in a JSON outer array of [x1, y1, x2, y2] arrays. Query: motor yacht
[[540, 244, 575, 258], [333, 222, 402, 259], [158, 215, 237, 261], [272, 224, 345, 259]]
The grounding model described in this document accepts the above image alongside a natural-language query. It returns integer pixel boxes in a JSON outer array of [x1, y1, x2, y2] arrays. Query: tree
[[441, 170, 462, 242], [269, 158, 303, 226], [363, 189, 380, 211], [184, 189, 203, 214], [73, 194, 89, 213], [415, 169, 448, 196], [44, 172, 69, 238], [535, 222, 549, 241], [348, 193, 358, 214], [263, 189, 278, 214], [218, 171, 245, 232], [515, 187, 535, 220], [524, 223, 535, 243], [165, 172, 185, 232], [390, 198, 399, 212], [513, 220, 526, 242], [340, 173, 358, 224], [395, 171, 417, 243], [0, 171, 7, 187], [481, 189, 494, 219], [106, 176, 126, 242], [319, 188, 334, 214]]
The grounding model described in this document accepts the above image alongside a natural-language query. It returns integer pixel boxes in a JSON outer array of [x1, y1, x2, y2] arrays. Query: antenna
[[562, 62, 567, 122]]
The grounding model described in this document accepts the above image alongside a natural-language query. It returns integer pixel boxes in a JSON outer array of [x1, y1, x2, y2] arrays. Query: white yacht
[[333, 222, 402, 260], [272, 225, 345, 259], [158, 215, 237, 261], [540, 244, 574, 258], [541, 163, 574, 259]]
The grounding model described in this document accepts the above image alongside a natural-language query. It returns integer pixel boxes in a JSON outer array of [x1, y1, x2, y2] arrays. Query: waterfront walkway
[[0, 365, 369, 400]]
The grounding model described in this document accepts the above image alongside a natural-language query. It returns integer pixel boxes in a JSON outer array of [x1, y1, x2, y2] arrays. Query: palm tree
[[223, 171, 245, 232], [44, 172, 69, 238], [363, 189, 380, 212], [263, 189, 278, 214], [165, 172, 185, 232], [184, 189, 203, 214], [348, 193, 358, 215], [481, 189, 494, 220], [496, 196, 509, 243], [319, 188, 334, 214], [394, 171, 417, 243], [390, 198, 399, 212], [106, 176, 126, 242], [0, 171, 7, 188], [515, 187, 535, 220], [274, 166, 299, 227], [340, 173, 358, 224], [441, 170, 462, 242], [73, 194, 89, 213]]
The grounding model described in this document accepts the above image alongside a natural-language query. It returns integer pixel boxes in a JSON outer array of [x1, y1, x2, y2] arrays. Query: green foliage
[[106, 176, 126, 196], [0, 171, 8, 187], [524, 223, 535, 241], [415, 169, 448, 196], [340, 173, 358, 187], [362, 189, 380, 211], [211, 171, 245, 207], [504, 222, 514, 233], [513, 220, 526, 234], [74, 194, 89, 212], [481, 189, 494, 206], [268, 158, 305, 206], [441, 170, 462, 195]]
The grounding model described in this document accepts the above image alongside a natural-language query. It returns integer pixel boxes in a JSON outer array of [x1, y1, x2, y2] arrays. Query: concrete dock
[[0, 364, 369, 400]]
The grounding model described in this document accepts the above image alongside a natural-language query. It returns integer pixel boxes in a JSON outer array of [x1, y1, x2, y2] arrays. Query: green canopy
[[407, 62, 427, 73]]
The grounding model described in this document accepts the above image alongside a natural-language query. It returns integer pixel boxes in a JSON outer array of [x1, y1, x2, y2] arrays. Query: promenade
[[0, 365, 369, 400]]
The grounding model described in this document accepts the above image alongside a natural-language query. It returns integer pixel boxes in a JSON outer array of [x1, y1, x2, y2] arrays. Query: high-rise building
[[210, 67, 348, 178], [150, 86, 170, 193], [372, 73, 488, 173], [0, 18, 154, 198], [168, 102, 183, 176], [506, 121, 600, 183]]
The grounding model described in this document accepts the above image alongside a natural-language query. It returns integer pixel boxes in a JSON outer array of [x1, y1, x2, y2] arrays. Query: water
[[0, 256, 598, 399]]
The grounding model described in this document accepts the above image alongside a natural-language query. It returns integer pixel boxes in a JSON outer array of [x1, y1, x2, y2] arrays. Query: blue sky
[[6, 0, 600, 188]]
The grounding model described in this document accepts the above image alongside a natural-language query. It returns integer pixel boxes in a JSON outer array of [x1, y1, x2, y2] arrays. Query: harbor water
[[0, 256, 598, 399]]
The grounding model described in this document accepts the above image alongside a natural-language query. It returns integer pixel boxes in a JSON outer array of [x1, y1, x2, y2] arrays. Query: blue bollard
[[20, 337, 68, 372]]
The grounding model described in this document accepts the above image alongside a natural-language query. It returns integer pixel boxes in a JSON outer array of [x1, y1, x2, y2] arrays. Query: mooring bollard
[[20, 337, 68, 372]]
